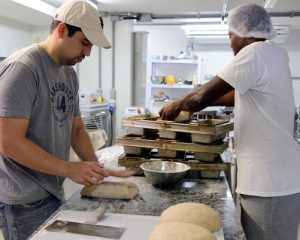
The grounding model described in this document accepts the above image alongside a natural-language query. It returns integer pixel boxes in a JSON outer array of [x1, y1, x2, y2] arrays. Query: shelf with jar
[[146, 56, 202, 113], [150, 84, 194, 89]]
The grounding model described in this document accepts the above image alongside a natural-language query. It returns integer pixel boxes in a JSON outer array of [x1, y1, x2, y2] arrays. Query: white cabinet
[[146, 58, 202, 113]]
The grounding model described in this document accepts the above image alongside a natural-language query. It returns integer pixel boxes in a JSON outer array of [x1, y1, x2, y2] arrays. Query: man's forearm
[[211, 90, 235, 106], [178, 76, 234, 112], [1, 137, 70, 177], [71, 126, 98, 162]]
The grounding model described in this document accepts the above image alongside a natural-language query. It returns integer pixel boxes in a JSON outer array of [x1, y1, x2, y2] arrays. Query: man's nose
[[83, 46, 92, 57]]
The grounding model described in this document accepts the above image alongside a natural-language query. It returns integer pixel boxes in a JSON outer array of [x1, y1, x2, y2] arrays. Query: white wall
[[0, 17, 33, 56], [78, 46, 100, 91], [101, 19, 113, 102], [134, 24, 300, 105], [138, 25, 188, 57], [114, 20, 134, 139]]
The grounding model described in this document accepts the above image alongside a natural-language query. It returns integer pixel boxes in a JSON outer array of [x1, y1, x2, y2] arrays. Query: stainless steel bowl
[[151, 76, 165, 84], [140, 161, 190, 187]]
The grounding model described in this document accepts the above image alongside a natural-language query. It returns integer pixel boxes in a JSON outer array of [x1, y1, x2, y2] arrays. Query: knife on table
[[46, 220, 125, 239]]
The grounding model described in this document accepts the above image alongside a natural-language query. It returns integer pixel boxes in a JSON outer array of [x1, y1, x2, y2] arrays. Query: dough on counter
[[80, 181, 139, 200], [160, 202, 222, 232], [149, 222, 215, 240], [174, 111, 191, 122]]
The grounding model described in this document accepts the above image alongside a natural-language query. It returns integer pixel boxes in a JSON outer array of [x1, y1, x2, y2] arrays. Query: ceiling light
[[11, 0, 57, 16], [87, 0, 99, 9], [182, 24, 229, 37], [264, 0, 278, 8]]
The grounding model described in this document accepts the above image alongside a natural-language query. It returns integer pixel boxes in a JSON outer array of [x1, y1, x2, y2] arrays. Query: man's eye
[[82, 41, 90, 46]]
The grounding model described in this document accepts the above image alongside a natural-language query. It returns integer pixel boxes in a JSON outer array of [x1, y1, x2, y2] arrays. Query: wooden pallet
[[118, 156, 228, 171], [122, 118, 233, 135], [116, 136, 228, 154], [118, 117, 233, 178], [118, 156, 229, 179]]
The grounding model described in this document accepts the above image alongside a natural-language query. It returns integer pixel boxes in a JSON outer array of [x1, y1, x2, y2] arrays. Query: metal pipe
[[221, 0, 229, 22], [97, 47, 103, 94], [101, 11, 300, 22], [111, 20, 116, 92]]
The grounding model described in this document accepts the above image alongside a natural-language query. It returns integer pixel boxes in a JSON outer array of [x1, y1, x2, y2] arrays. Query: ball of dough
[[149, 222, 215, 240], [174, 111, 191, 122], [160, 202, 222, 232]]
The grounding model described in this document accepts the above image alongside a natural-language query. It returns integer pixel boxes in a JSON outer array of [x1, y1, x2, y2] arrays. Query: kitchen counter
[[35, 175, 245, 240]]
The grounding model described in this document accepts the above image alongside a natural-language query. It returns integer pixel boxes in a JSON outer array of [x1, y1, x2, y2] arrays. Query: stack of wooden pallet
[[117, 116, 233, 178]]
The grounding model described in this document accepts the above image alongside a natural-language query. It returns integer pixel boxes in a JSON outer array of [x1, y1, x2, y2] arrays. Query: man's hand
[[159, 100, 181, 120], [66, 161, 110, 185], [66, 162, 135, 185]]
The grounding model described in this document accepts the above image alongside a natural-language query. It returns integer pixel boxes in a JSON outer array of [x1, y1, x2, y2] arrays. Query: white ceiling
[[0, 0, 299, 27]]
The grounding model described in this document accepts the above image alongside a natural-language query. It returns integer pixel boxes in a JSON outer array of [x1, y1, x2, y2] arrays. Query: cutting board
[[30, 210, 224, 240]]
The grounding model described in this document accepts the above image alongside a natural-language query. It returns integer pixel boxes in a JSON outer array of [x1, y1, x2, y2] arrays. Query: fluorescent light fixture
[[87, 0, 98, 9], [264, 0, 278, 8], [190, 35, 229, 39], [149, 18, 225, 25], [12, 0, 57, 16], [182, 24, 229, 37]]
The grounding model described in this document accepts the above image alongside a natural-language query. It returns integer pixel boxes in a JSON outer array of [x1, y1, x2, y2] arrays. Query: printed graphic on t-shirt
[[50, 82, 74, 127]]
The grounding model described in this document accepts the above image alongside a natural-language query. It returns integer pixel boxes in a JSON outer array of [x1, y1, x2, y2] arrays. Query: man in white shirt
[[160, 3, 300, 240]]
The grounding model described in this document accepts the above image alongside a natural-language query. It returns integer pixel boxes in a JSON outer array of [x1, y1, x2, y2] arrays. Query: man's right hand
[[66, 162, 136, 185], [66, 161, 110, 185], [159, 100, 181, 120]]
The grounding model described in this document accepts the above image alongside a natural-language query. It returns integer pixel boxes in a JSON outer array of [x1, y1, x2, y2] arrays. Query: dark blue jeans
[[0, 195, 61, 240]]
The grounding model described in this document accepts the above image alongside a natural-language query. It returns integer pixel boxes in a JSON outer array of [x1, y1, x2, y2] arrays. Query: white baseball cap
[[54, 0, 111, 49]]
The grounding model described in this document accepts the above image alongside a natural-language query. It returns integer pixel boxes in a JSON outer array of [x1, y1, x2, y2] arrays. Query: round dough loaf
[[160, 202, 222, 232], [149, 222, 215, 240]]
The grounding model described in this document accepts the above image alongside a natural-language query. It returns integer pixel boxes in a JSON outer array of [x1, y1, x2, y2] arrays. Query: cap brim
[[83, 29, 111, 49]]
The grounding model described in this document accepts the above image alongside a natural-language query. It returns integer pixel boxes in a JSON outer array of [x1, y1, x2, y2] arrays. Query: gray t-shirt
[[0, 44, 80, 204]]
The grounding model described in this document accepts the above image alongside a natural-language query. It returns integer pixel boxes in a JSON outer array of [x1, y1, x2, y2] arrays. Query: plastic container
[[166, 75, 176, 85]]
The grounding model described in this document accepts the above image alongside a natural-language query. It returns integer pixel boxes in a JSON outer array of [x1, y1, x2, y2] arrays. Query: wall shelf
[[150, 84, 194, 89], [151, 59, 200, 64], [146, 57, 202, 113]]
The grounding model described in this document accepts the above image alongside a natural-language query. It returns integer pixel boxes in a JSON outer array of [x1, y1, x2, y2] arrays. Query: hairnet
[[228, 3, 277, 39]]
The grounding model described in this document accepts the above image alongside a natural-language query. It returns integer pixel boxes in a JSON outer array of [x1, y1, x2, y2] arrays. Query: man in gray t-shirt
[[0, 1, 133, 239]]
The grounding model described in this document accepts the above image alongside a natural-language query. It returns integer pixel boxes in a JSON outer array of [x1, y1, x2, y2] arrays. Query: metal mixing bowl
[[140, 161, 190, 187]]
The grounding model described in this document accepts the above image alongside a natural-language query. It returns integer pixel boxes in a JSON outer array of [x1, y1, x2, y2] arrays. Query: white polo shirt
[[218, 40, 300, 197]]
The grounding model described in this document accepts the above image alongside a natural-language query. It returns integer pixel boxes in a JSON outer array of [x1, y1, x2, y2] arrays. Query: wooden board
[[117, 136, 228, 154], [118, 157, 229, 171], [192, 119, 229, 126], [191, 132, 226, 144], [122, 118, 233, 135]]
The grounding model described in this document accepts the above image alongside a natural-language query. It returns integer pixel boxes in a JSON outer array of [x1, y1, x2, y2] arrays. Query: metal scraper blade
[[46, 220, 125, 239]]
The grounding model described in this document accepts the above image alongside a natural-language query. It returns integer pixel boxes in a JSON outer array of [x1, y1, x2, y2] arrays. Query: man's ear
[[56, 23, 67, 39]]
